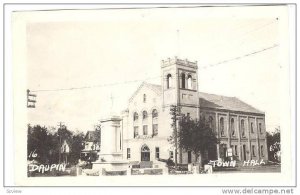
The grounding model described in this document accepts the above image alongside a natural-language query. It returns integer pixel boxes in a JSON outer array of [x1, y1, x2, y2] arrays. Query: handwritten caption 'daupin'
[[209, 159, 266, 167], [28, 164, 66, 173], [28, 150, 66, 173]]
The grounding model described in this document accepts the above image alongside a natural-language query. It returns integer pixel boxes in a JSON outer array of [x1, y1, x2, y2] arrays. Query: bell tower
[[161, 57, 199, 119]]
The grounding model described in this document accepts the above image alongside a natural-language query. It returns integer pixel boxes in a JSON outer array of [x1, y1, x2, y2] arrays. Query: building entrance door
[[220, 144, 227, 160], [141, 145, 150, 161]]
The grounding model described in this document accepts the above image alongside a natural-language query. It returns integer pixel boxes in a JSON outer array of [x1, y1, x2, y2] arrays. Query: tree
[[27, 124, 85, 165], [169, 113, 219, 167], [69, 132, 85, 165], [28, 124, 49, 163], [27, 124, 60, 164], [266, 127, 281, 162], [94, 123, 101, 149]]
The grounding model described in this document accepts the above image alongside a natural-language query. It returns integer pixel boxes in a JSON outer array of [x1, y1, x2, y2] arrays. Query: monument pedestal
[[92, 115, 129, 175]]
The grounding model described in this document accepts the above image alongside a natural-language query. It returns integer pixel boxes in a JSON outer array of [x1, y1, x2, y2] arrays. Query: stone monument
[[92, 93, 129, 175]]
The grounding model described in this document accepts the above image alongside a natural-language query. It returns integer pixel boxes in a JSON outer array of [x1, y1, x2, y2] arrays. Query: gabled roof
[[84, 130, 100, 142], [127, 82, 264, 115], [129, 82, 162, 102], [199, 92, 264, 115]]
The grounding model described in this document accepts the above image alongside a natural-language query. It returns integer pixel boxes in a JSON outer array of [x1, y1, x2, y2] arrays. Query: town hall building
[[121, 57, 268, 165]]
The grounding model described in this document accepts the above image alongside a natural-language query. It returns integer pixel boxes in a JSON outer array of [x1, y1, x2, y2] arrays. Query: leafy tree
[[69, 132, 85, 165], [57, 125, 73, 143], [168, 110, 219, 167], [27, 124, 85, 165], [94, 124, 101, 149], [266, 127, 281, 162], [27, 124, 55, 164]]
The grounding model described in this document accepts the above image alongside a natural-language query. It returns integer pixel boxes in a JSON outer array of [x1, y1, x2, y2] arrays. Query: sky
[[25, 6, 287, 133]]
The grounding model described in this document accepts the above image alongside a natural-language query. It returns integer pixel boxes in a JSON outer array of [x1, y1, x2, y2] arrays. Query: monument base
[[98, 152, 123, 162], [92, 160, 129, 175]]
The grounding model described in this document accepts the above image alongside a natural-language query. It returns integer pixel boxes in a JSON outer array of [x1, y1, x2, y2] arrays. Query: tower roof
[[161, 57, 198, 69]]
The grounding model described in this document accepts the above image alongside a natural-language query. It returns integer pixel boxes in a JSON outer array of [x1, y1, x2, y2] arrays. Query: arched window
[[231, 118, 235, 136], [241, 119, 245, 137], [208, 116, 213, 129], [220, 117, 225, 136], [152, 109, 158, 118], [142, 111, 148, 120], [181, 73, 186, 89], [167, 74, 172, 89], [143, 94, 146, 103], [141, 145, 150, 152], [187, 75, 192, 89], [133, 112, 139, 121]]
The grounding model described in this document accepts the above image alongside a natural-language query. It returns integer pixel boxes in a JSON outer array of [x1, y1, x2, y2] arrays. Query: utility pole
[[27, 89, 37, 108], [170, 105, 181, 170], [57, 122, 65, 164]]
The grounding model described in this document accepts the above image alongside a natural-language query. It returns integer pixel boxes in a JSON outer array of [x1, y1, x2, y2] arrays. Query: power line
[[207, 19, 278, 54], [31, 76, 161, 93], [30, 44, 278, 93], [200, 44, 279, 69], [240, 19, 278, 40]]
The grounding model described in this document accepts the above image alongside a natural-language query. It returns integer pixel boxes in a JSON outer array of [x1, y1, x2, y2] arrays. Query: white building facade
[[121, 57, 268, 165]]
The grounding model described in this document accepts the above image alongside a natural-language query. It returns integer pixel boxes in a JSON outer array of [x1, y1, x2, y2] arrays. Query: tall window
[[155, 147, 160, 159], [143, 94, 146, 103], [152, 109, 158, 136], [127, 148, 131, 159], [261, 145, 264, 156], [251, 122, 254, 133], [252, 145, 256, 156], [187, 75, 192, 89], [134, 126, 139, 138], [234, 145, 238, 156], [133, 112, 138, 121], [241, 119, 245, 137], [152, 109, 158, 118], [143, 125, 148, 135], [181, 73, 186, 88], [142, 111, 148, 120], [259, 123, 262, 134], [220, 117, 225, 136], [152, 124, 158, 136], [208, 116, 213, 129], [167, 74, 172, 89], [231, 118, 235, 136]]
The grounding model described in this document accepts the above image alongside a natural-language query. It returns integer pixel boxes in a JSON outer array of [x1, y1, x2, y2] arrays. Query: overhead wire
[[30, 19, 279, 93], [30, 42, 279, 93]]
